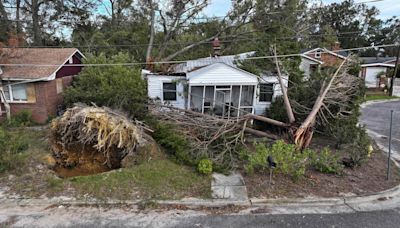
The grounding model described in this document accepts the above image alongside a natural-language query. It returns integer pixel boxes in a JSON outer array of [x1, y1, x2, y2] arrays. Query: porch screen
[[190, 86, 203, 112], [240, 85, 254, 106]]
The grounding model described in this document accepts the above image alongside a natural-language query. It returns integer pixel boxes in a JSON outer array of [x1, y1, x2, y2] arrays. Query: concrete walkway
[[211, 173, 248, 201]]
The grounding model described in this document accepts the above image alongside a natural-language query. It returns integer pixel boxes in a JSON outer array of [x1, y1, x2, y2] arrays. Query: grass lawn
[[365, 94, 399, 101], [0, 127, 211, 201]]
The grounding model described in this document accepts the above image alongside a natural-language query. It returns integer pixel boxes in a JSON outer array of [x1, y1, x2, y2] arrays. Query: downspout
[[0, 88, 11, 120]]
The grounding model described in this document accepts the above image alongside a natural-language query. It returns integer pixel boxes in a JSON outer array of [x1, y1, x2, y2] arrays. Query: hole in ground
[[50, 142, 127, 178]]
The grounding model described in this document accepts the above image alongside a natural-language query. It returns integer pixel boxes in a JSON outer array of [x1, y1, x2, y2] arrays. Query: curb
[[360, 98, 400, 108]]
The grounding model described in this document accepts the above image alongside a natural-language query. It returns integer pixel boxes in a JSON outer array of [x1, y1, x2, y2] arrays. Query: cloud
[[320, 0, 399, 20], [204, 0, 232, 16], [203, 0, 399, 20]]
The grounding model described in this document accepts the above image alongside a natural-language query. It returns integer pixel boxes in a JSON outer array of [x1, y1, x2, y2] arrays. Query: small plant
[[0, 127, 29, 173], [7, 110, 33, 127], [245, 140, 311, 179], [310, 147, 344, 175], [346, 128, 371, 167], [197, 159, 213, 175]]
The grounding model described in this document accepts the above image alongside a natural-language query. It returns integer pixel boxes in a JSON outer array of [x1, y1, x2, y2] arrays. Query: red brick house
[[299, 42, 347, 78], [0, 48, 84, 123]]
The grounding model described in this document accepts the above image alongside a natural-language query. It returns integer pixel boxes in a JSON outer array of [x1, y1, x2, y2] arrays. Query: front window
[[163, 83, 177, 101], [259, 83, 273, 102], [12, 84, 28, 101], [1, 83, 29, 102]]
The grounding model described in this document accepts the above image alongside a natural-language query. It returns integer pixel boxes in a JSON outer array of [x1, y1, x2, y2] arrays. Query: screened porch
[[188, 85, 256, 118]]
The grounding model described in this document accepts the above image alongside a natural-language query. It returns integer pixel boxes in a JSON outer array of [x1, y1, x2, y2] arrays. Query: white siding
[[393, 80, 400, 97], [254, 75, 287, 115], [188, 63, 258, 85], [299, 57, 321, 79], [146, 65, 289, 116], [147, 75, 186, 109], [299, 58, 312, 78], [364, 67, 386, 88]]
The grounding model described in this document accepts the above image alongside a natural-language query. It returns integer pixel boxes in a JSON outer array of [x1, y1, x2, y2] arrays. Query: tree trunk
[[110, 0, 115, 26], [273, 46, 295, 124], [0, 0, 9, 36], [16, 0, 21, 34], [31, 0, 41, 45], [161, 34, 220, 61], [0, 1, 8, 20], [294, 57, 349, 149], [146, 2, 155, 69]]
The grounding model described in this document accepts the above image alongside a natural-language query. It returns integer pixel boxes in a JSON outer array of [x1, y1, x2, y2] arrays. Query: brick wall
[[6, 75, 74, 123], [306, 52, 343, 67]]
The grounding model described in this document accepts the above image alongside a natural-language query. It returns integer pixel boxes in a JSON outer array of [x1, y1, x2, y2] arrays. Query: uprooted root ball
[[49, 104, 148, 177]]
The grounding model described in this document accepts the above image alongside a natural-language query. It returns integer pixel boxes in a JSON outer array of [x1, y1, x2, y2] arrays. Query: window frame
[[1, 83, 29, 103], [258, 83, 274, 103], [162, 82, 177, 101]]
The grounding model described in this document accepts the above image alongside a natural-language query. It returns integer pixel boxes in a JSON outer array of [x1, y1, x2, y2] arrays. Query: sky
[[203, 0, 400, 20]]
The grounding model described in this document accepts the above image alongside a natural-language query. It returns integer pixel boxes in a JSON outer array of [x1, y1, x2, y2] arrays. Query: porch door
[[214, 90, 226, 116]]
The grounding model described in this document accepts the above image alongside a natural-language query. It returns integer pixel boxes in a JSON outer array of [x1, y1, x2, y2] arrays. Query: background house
[[359, 57, 396, 89], [144, 52, 287, 117], [300, 42, 348, 78], [0, 48, 84, 123]]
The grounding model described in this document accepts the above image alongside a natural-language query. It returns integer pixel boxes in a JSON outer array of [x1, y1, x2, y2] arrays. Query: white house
[[143, 52, 287, 117], [359, 57, 396, 89]]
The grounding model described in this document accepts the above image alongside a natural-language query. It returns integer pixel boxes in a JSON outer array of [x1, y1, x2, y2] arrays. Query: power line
[[0, 43, 396, 67], [1, 31, 367, 49]]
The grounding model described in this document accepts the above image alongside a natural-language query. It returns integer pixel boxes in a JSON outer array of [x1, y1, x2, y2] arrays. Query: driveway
[[360, 100, 400, 161]]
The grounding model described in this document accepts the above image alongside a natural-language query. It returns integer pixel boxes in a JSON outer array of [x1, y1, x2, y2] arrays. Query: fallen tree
[[151, 46, 362, 162]]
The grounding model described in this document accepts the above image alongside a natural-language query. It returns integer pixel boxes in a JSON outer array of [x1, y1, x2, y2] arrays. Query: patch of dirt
[[244, 146, 400, 198], [51, 141, 117, 178]]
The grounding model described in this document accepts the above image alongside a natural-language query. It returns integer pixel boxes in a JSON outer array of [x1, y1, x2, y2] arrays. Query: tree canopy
[[0, 0, 397, 61]]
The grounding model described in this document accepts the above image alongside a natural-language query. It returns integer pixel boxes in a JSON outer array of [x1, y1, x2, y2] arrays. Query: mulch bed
[[244, 146, 400, 199]]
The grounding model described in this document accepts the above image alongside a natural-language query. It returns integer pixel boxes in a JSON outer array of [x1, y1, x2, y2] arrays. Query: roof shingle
[[0, 48, 79, 80]]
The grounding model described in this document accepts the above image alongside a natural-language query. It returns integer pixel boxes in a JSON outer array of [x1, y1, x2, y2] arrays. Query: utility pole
[[390, 43, 400, 96]]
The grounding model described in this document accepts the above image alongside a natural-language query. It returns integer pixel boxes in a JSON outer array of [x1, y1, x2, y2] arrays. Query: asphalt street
[[3, 207, 400, 228], [173, 208, 400, 228], [360, 100, 400, 159]]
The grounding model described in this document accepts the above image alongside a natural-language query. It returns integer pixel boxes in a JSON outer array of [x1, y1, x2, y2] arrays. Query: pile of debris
[[49, 104, 152, 177]]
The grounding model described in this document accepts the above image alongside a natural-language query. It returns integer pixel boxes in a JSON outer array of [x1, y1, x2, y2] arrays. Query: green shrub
[[0, 127, 29, 173], [245, 140, 311, 179], [197, 159, 213, 175], [310, 147, 344, 175], [7, 110, 33, 127], [64, 53, 147, 120], [151, 121, 193, 165], [347, 128, 371, 167]]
